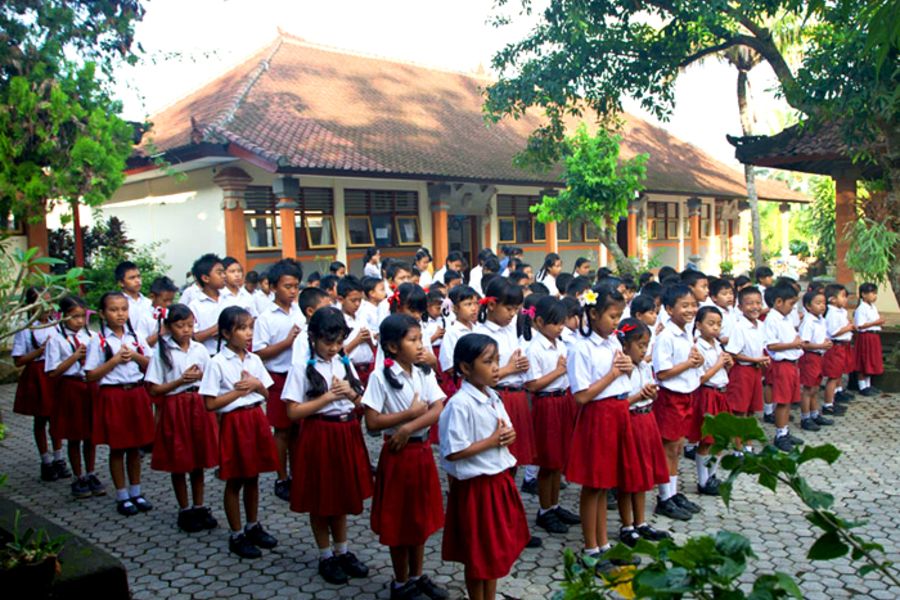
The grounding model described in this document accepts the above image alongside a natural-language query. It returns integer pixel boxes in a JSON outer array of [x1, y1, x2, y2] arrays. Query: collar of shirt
[[664, 319, 692, 340], [458, 380, 496, 406], [534, 330, 560, 352], [196, 293, 222, 304], [696, 336, 718, 352], [737, 313, 760, 329], [220, 345, 247, 362]]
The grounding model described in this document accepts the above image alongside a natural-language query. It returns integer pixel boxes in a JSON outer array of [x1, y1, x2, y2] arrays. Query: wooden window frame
[[304, 214, 337, 249], [583, 222, 600, 242], [244, 214, 281, 251], [557, 221, 571, 242], [498, 217, 517, 243], [346, 215, 375, 248], [532, 218, 546, 243], [647, 201, 680, 241], [394, 215, 422, 246]]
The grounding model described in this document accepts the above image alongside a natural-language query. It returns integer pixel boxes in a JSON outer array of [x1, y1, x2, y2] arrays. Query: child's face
[[305, 297, 334, 321], [462, 344, 500, 389], [65, 306, 87, 331], [576, 262, 591, 277], [101, 296, 129, 328], [623, 288, 636, 304], [334, 266, 346, 277], [224, 263, 244, 288], [535, 317, 564, 342], [697, 311, 721, 340], [759, 275, 774, 287], [390, 269, 411, 287], [665, 293, 698, 327], [341, 290, 363, 316], [314, 335, 345, 362], [454, 297, 479, 324], [564, 314, 579, 331], [119, 268, 142, 295], [624, 333, 650, 364], [739, 291, 764, 321], [169, 316, 195, 344], [690, 278, 709, 302], [390, 326, 425, 365], [807, 294, 827, 317], [260, 280, 270, 294], [369, 281, 387, 303], [447, 279, 460, 291], [244, 281, 257, 293], [369, 252, 381, 265], [411, 274, 420, 285], [399, 307, 423, 321], [447, 259, 463, 273], [773, 296, 798, 317], [202, 263, 226, 291], [713, 286, 734, 309], [325, 285, 339, 301], [548, 260, 562, 277], [590, 303, 624, 337], [831, 290, 848, 308], [225, 316, 253, 351], [523, 266, 534, 280], [635, 308, 657, 328], [488, 301, 520, 327], [862, 291, 878, 304], [151, 290, 175, 308], [514, 277, 529, 288], [273, 276, 300, 306], [426, 302, 442, 319]]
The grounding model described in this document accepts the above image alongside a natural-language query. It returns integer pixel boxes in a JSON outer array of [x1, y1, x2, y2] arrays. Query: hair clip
[[340, 354, 351, 366], [478, 296, 497, 306], [306, 358, 316, 367], [521, 306, 536, 319], [384, 357, 395, 368], [153, 306, 168, 321]]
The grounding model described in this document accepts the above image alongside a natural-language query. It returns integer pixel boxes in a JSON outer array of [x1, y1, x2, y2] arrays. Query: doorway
[[448, 215, 478, 271]]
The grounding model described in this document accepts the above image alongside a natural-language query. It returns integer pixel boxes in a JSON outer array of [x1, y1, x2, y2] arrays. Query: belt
[[179, 386, 200, 393], [773, 359, 798, 364], [383, 434, 428, 443], [100, 382, 142, 390], [630, 404, 653, 414], [592, 393, 629, 402], [534, 390, 568, 398], [703, 384, 727, 392], [736, 361, 758, 367], [229, 401, 263, 412], [495, 385, 524, 393], [832, 340, 850, 345], [307, 413, 355, 423]]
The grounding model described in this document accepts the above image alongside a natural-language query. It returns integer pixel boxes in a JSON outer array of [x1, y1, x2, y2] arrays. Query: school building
[[15, 32, 807, 282]]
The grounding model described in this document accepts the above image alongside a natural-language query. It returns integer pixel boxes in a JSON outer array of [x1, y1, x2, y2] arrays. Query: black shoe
[[71, 477, 91, 499], [526, 535, 543, 548], [178, 508, 204, 533], [414, 575, 450, 600], [390, 581, 427, 600], [337, 551, 368, 578], [800, 417, 821, 432], [619, 527, 641, 548], [636, 524, 671, 541], [581, 552, 614, 576], [245, 523, 277, 549], [813, 414, 834, 426], [554, 506, 581, 525], [536, 509, 568, 534], [606, 489, 618, 509], [53, 459, 71, 479], [229, 533, 262, 559], [197, 506, 218, 530], [822, 404, 847, 416], [763, 412, 776, 424], [774, 435, 794, 452], [40, 462, 58, 482], [520, 478, 538, 496], [672, 493, 701, 514], [116, 499, 139, 516], [787, 433, 805, 445], [835, 391, 853, 403], [654, 496, 692, 521], [604, 545, 641, 567], [697, 476, 720, 496], [860, 387, 880, 397], [274, 479, 291, 502], [131, 495, 153, 512], [683, 445, 697, 460], [319, 556, 349, 584], [87, 473, 106, 496]]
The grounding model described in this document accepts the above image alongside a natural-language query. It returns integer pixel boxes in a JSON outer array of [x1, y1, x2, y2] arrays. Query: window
[[532, 220, 546, 243], [245, 215, 279, 250], [584, 222, 600, 242], [306, 215, 337, 249], [497, 194, 540, 243], [0, 212, 23, 234], [647, 201, 679, 240], [685, 203, 712, 239], [395, 216, 422, 246], [242, 185, 335, 251], [345, 189, 419, 247], [498, 217, 516, 243], [557, 221, 571, 242], [346, 216, 374, 247]]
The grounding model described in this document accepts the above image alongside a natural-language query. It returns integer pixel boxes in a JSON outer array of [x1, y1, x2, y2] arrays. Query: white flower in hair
[[581, 289, 598, 307]]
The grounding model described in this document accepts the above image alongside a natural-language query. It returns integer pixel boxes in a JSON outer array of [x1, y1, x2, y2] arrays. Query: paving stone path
[[1, 384, 898, 599]]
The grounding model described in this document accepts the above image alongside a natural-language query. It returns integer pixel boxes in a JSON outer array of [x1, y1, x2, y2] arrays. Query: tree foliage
[[797, 176, 836, 264]]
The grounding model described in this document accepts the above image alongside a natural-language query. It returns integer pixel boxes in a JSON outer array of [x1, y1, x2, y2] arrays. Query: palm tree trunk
[[737, 69, 764, 268]]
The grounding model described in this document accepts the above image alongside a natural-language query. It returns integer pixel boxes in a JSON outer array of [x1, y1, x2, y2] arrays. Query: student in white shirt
[[724, 286, 769, 418], [573, 257, 591, 279], [135, 276, 178, 347], [200, 305, 279, 559], [221, 257, 258, 317], [439, 333, 530, 598], [798, 289, 835, 429], [823, 283, 856, 411], [439, 285, 480, 395], [763, 285, 804, 451], [535, 252, 563, 296], [854, 282, 886, 396], [432, 251, 465, 291], [376, 261, 414, 326], [468, 248, 495, 296], [363, 247, 382, 279], [339, 277, 376, 386], [423, 288, 446, 355], [413, 248, 434, 290], [115, 260, 154, 328], [709, 278, 736, 344], [187, 254, 228, 355], [630, 294, 659, 360]]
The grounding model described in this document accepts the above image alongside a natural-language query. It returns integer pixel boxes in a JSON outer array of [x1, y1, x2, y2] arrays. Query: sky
[[112, 0, 793, 169]]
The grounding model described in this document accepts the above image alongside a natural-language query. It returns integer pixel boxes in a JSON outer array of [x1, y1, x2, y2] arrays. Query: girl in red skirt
[[522, 296, 580, 535], [283, 307, 372, 585], [617, 319, 670, 547], [12, 287, 68, 482], [854, 282, 885, 397], [84, 292, 153, 517], [693, 307, 732, 495], [363, 314, 449, 600], [200, 306, 279, 559], [566, 286, 641, 573], [823, 284, 855, 413], [146, 303, 220, 533], [45, 295, 104, 498], [799, 290, 835, 429], [439, 333, 529, 600]]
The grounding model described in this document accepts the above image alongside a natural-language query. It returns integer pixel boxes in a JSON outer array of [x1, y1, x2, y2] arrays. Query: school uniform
[[12, 324, 56, 418], [44, 327, 96, 441], [691, 337, 730, 444], [179, 283, 202, 307], [363, 363, 445, 547], [84, 329, 155, 450], [126, 293, 154, 329], [252, 288, 273, 316], [418, 269, 433, 290], [724, 314, 766, 413], [537, 273, 558, 296], [474, 319, 537, 464], [134, 308, 164, 348], [652, 321, 700, 441], [253, 302, 305, 429], [189, 293, 227, 355], [439, 381, 530, 580], [432, 266, 448, 286], [524, 331, 575, 471], [221, 286, 259, 318], [282, 352, 373, 516], [565, 331, 639, 490], [854, 301, 883, 376], [363, 262, 382, 279], [198, 346, 278, 480], [468, 265, 484, 295], [344, 309, 376, 387], [438, 320, 472, 395], [798, 313, 826, 388], [823, 306, 853, 379], [717, 304, 737, 343], [144, 336, 219, 473], [625, 361, 670, 493], [763, 310, 802, 405]]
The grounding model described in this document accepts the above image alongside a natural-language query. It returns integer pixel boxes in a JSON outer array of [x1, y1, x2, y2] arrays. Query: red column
[[432, 206, 449, 267], [273, 176, 300, 260], [213, 167, 253, 267], [834, 176, 856, 285], [627, 202, 639, 258]]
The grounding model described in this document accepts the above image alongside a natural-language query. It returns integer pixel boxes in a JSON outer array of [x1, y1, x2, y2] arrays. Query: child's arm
[[699, 353, 727, 385], [445, 418, 511, 461], [194, 324, 218, 343], [285, 376, 355, 420], [255, 325, 300, 360], [524, 354, 567, 393], [831, 323, 856, 337], [364, 393, 429, 432], [572, 351, 630, 405], [858, 318, 886, 329], [657, 346, 703, 382], [84, 350, 125, 382], [132, 351, 150, 370], [203, 389, 245, 412], [148, 365, 202, 396], [48, 345, 87, 378], [498, 348, 528, 379], [343, 327, 371, 354], [766, 335, 803, 352], [13, 344, 45, 367]]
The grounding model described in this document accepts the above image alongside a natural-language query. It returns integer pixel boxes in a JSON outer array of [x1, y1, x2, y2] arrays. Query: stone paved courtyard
[[1, 383, 899, 599]]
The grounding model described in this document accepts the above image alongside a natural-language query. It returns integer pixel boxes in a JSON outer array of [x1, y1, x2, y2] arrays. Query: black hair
[[508, 270, 529, 285], [507, 257, 525, 273], [415, 247, 433, 264], [660, 275, 681, 287], [337, 275, 363, 298], [657, 266, 677, 281], [638, 272, 654, 287], [267, 259, 303, 288], [411, 267, 421, 278], [520, 295, 567, 342], [216, 305, 252, 353], [639, 281, 663, 301], [622, 276, 638, 293], [561, 296, 582, 319], [305, 307, 363, 398], [319, 274, 339, 293], [448, 284, 478, 306], [615, 317, 651, 347], [574, 257, 590, 272], [482, 257, 501, 274], [754, 266, 774, 282], [426, 287, 445, 305], [97, 291, 137, 362], [380, 258, 393, 277], [555, 273, 574, 297], [596, 276, 623, 293], [595, 267, 613, 281], [443, 269, 462, 285], [661, 283, 693, 309], [24, 286, 42, 305], [802, 289, 824, 309], [361, 276, 384, 298], [158, 303, 194, 371], [150, 276, 178, 295], [477, 248, 495, 265], [693, 306, 723, 335], [57, 295, 91, 345], [480, 273, 500, 294], [452, 333, 499, 382], [364, 247, 380, 263], [191, 253, 222, 283], [825, 283, 847, 303], [380, 313, 432, 390], [764, 283, 798, 307], [807, 281, 826, 294], [389, 283, 427, 316], [445, 251, 464, 265], [429, 281, 447, 294], [298, 287, 330, 318], [114, 261, 139, 283], [245, 270, 260, 285], [516, 293, 542, 341], [859, 282, 877, 295], [681, 270, 708, 288], [528, 281, 550, 296], [579, 285, 625, 337], [329, 261, 346, 274], [565, 276, 593, 298], [537, 252, 561, 283], [775, 276, 799, 290], [386, 261, 412, 282], [221, 256, 240, 271], [478, 277, 524, 323], [630, 293, 657, 317], [709, 277, 734, 298], [734, 275, 752, 289], [738, 285, 763, 304], [307, 271, 321, 284]]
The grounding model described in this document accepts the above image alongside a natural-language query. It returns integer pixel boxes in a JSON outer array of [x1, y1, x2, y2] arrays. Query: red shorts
[[51, 377, 95, 441], [218, 404, 279, 480], [496, 388, 536, 465], [688, 386, 729, 444], [531, 390, 576, 470], [799, 352, 824, 388], [822, 343, 850, 379], [266, 371, 292, 430], [13, 361, 55, 418], [727, 364, 763, 414], [151, 391, 219, 473], [565, 397, 640, 490], [768, 360, 801, 405], [653, 387, 694, 442], [93, 384, 155, 450], [627, 409, 670, 492], [855, 332, 883, 376]]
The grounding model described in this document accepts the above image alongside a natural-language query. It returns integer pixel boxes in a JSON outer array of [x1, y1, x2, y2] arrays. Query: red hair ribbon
[[478, 296, 497, 306], [387, 289, 401, 306], [620, 323, 637, 333], [384, 358, 395, 368], [153, 306, 168, 320], [98, 334, 107, 350], [521, 306, 536, 318]]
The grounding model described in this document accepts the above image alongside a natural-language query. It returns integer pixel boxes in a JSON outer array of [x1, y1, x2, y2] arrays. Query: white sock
[[115, 488, 130, 502], [599, 543, 611, 552], [859, 376, 870, 390], [658, 482, 672, 500], [685, 443, 696, 452], [319, 548, 334, 560], [53, 449, 64, 461], [763, 403, 775, 415], [824, 402, 833, 408], [334, 541, 348, 555], [801, 412, 810, 419], [708, 456, 719, 477], [811, 410, 820, 418], [41, 452, 52, 465], [584, 546, 600, 556], [776, 426, 789, 437], [244, 521, 258, 531], [696, 455, 709, 486], [524, 465, 538, 481], [128, 484, 141, 497], [670, 475, 678, 495], [836, 386, 843, 393], [538, 507, 553, 516]]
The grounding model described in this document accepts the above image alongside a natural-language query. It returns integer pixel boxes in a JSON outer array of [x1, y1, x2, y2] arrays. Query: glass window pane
[[499, 218, 516, 242], [347, 216, 373, 246], [396, 216, 421, 245], [306, 215, 335, 248], [533, 219, 546, 242], [245, 216, 279, 249], [517, 217, 531, 243], [372, 215, 393, 247], [667, 222, 678, 240]]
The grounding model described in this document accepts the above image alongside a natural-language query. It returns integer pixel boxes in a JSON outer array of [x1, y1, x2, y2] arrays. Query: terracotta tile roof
[[140, 34, 807, 202]]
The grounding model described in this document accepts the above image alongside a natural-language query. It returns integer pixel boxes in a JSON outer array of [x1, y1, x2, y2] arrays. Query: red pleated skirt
[[51, 377, 95, 441], [727, 364, 763, 414], [354, 361, 375, 388], [151, 391, 220, 473], [218, 404, 279, 480], [531, 391, 576, 470], [371, 440, 444, 546], [497, 388, 536, 465], [799, 352, 823, 388], [822, 344, 850, 379], [266, 371, 292, 430], [442, 471, 530, 580], [653, 387, 694, 442], [290, 417, 373, 516], [688, 387, 729, 444], [13, 361, 54, 417], [769, 361, 801, 405], [626, 410, 670, 493], [93, 385, 155, 450], [565, 397, 640, 490], [855, 332, 883, 376]]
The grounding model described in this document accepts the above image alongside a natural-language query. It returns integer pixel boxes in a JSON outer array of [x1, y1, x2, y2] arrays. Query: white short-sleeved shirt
[[790, 303, 802, 329], [758, 285, 768, 307], [725, 314, 766, 362], [697, 337, 728, 388], [44, 327, 93, 378], [438, 381, 517, 480], [439, 320, 474, 372], [567, 331, 632, 399], [652, 320, 701, 393], [189, 293, 227, 355], [474, 319, 526, 388], [525, 331, 568, 393], [468, 265, 484, 296], [281, 351, 359, 417], [179, 283, 202, 307], [126, 293, 154, 328], [358, 300, 380, 338], [537, 273, 558, 296], [134, 310, 162, 347], [418, 269, 433, 290], [375, 298, 392, 328], [432, 267, 448, 287], [799, 313, 828, 354], [763, 310, 802, 361], [11, 322, 54, 359], [252, 289, 273, 316], [253, 302, 304, 373], [362, 363, 445, 437], [422, 316, 445, 348], [198, 346, 272, 414], [560, 327, 578, 353], [825, 306, 852, 341], [344, 310, 375, 365], [84, 328, 148, 385], [222, 286, 258, 318], [854, 301, 881, 332], [144, 336, 211, 395], [364, 262, 382, 279], [628, 360, 655, 409], [716, 304, 737, 342]]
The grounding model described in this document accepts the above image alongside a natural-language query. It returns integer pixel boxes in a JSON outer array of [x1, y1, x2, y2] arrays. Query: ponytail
[[478, 277, 524, 324], [304, 307, 357, 398], [159, 318, 173, 371], [304, 336, 327, 398]]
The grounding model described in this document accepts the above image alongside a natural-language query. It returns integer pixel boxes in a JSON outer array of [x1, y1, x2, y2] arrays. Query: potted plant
[[0, 511, 66, 596]]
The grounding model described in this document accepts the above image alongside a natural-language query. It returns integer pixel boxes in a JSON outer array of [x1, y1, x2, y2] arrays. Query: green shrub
[[83, 240, 169, 310]]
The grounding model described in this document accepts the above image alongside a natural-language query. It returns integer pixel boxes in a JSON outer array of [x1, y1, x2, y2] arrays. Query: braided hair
[[158, 303, 194, 371], [579, 285, 625, 337], [379, 314, 432, 390], [97, 291, 129, 361], [388, 283, 427, 317], [57, 295, 91, 351], [304, 307, 363, 399]]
